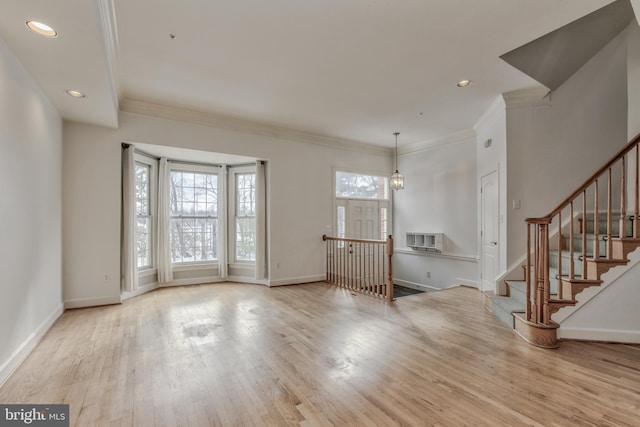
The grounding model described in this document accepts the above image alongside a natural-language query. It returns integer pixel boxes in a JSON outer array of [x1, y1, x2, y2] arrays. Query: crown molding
[[474, 95, 506, 130], [96, 0, 121, 121], [120, 98, 392, 157], [503, 86, 552, 109], [398, 129, 477, 156]]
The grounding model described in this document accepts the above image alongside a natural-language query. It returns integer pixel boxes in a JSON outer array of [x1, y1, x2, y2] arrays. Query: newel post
[[386, 235, 394, 301], [537, 220, 551, 324], [526, 217, 551, 324]]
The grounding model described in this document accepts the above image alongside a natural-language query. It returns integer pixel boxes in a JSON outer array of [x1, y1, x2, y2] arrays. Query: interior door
[[481, 171, 499, 292]]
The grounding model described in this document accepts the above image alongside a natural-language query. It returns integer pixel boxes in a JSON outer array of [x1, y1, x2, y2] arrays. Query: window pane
[[236, 173, 256, 217], [235, 172, 256, 263], [136, 217, 151, 268], [135, 164, 150, 215], [380, 207, 388, 239], [170, 218, 218, 263], [135, 162, 152, 268], [236, 217, 256, 261], [336, 171, 388, 200]]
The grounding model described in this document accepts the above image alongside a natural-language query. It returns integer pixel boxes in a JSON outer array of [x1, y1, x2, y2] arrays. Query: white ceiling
[[0, 0, 618, 148]]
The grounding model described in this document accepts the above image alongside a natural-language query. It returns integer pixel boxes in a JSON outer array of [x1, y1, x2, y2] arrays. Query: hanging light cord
[[394, 132, 399, 171]]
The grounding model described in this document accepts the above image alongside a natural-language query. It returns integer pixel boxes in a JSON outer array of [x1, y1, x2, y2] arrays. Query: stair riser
[[563, 237, 607, 257]]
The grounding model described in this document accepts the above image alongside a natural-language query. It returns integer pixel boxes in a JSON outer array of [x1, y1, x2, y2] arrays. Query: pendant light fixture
[[390, 132, 404, 191]]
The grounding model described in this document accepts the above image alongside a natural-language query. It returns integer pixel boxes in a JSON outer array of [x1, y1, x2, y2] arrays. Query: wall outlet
[[103, 274, 110, 282], [426, 271, 431, 279]]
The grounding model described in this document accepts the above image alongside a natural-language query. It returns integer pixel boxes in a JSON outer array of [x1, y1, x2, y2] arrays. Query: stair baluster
[[518, 133, 640, 348]]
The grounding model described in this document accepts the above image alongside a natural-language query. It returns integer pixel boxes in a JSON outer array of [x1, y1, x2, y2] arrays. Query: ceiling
[[0, 0, 622, 148]]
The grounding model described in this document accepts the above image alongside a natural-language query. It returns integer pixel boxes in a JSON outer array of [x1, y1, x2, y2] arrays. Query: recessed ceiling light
[[26, 21, 58, 38], [457, 79, 472, 88], [65, 90, 86, 98]]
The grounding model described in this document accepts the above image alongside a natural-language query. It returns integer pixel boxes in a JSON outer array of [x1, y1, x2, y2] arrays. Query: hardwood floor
[[1, 283, 638, 426]]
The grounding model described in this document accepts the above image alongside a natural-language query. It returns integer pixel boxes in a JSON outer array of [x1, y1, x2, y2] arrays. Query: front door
[[481, 171, 499, 292], [348, 200, 379, 240]]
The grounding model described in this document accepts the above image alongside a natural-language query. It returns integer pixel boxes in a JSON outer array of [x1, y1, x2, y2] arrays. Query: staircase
[[488, 133, 640, 348]]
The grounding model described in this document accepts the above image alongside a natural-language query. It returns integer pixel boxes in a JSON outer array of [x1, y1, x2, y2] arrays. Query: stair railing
[[526, 132, 640, 325], [322, 235, 394, 301]]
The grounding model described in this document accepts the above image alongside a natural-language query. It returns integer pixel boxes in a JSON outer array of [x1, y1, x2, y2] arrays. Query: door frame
[[480, 170, 500, 292]]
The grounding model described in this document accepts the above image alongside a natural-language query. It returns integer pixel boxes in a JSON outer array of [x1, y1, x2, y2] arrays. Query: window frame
[[228, 165, 257, 266], [134, 153, 158, 272], [169, 162, 220, 266], [333, 167, 392, 241]]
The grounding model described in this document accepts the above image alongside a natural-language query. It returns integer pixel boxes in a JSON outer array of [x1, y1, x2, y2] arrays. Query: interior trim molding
[[398, 129, 477, 156], [0, 304, 64, 387], [121, 283, 160, 301], [558, 326, 640, 344], [395, 248, 479, 263], [268, 275, 325, 287], [120, 99, 392, 156], [64, 296, 122, 310], [96, 0, 121, 126]]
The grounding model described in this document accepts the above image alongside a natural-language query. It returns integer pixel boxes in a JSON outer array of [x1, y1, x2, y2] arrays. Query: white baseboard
[[455, 278, 479, 289], [268, 275, 325, 287], [558, 326, 640, 344], [121, 283, 160, 301], [64, 295, 121, 309], [0, 304, 64, 387], [393, 279, 441, 292], [227, 276, 269, 286], [159, 276, 222, 287]]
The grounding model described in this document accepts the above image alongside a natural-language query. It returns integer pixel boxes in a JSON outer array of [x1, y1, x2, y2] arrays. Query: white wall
[[0, 38, 63, 384], [558, 247, 640, 343], [393, 136, 478, 289], [474, 96, 508, 290], [62, 111, 391, 305], [505, 30, 628, 267], [627, 21, 640, 139]]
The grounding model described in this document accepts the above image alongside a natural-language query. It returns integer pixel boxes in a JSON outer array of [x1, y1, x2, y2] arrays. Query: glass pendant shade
[[390, 170, 404, 190]]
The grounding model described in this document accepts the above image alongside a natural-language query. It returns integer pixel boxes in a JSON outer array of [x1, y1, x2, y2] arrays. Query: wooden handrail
[[527, 132, 640, 222], [322, 234, 387, 245], [523, 132, 640, 334]]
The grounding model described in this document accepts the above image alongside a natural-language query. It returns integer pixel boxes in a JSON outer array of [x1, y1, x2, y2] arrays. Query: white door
[[348, 200, 379, 240], [481, 172, 499, 292]]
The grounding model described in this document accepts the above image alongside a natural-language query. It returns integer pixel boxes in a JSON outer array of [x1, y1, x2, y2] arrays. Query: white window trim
[[169, 162, 220, 266], [228, 165, 257, 267], [135, 153, 158, 272]]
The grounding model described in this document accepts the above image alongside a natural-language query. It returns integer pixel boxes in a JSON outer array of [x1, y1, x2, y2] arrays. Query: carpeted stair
[[490, 281, 526, 328], [488, 214, 634, 330]]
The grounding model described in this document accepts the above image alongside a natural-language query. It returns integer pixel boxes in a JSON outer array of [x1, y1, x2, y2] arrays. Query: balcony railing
[[322, 235, 394, 301]]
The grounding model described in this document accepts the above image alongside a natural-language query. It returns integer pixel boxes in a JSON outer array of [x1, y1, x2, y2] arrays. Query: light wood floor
[[1, 283, 638, 426]]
